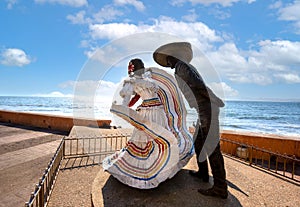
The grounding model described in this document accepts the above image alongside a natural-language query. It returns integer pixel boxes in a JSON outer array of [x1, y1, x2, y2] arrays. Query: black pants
[[194, 105, 227, 189]]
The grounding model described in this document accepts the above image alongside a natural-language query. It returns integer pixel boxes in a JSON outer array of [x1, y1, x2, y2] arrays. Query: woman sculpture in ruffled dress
[[102, 58, 194, 189]]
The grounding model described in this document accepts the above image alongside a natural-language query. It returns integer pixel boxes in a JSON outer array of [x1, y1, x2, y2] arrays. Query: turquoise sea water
[[221, 101, 300, 137], [0, 96, 299, 138]]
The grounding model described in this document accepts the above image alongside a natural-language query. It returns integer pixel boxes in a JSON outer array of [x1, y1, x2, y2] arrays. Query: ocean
[[0, 96, 299, 138]]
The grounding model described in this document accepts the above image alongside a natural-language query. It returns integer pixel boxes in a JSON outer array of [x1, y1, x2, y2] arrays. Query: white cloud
[[182, 9, 198, 22], [255, 40, 300, 69], [84, 44, 125, 65], [209, 7, 231, 20], [89, 23, 140, 40], [0, 48, 32, 67], [93, 5, 124, 23], [277, 1, 300, 21], [171, 0, 252, 7], [34, 0, 88, 7], [79, 40, 90, 48], [208, 42, 248, 72], [67, 5, 124, 25], [269, 1, 282, 9], [60, 80, 119, 98], [83, 14, 300, 87], [89, 17, 223, 52], [114, 0, 145, 12], [208, 40, 300, 85], [227, 73, 273, 85], [67, 10, 91, 25], [274, 73, 300, 83], [6, 0, 17, 9], [32, 91, 73, 97], [97, 80, 120, 98], [273, 0, 300, 34], [209, 82, 239, 98]]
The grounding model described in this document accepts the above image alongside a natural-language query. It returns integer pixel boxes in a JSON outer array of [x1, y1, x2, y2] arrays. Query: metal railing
[[221, 138, 300, 182], [25, 133, 131, 207], [25, 138, 64, 207], [61, 134, 131, 169]]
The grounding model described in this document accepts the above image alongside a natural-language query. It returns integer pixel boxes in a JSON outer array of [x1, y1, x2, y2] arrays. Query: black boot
[[189, 160, 209, 182], [199, 144, 228, 199], [198, 186, 228, 199]]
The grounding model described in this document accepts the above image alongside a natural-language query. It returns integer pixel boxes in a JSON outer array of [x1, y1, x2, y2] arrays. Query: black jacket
[[174, 61, 225, 110]]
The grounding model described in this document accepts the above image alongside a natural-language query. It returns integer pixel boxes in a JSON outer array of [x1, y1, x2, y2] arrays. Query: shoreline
[[0, 109, 299, 158]]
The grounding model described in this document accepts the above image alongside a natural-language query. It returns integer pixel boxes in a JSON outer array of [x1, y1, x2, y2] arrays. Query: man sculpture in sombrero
[[153, 42, 228, 199], [102, 58, 194, 189]]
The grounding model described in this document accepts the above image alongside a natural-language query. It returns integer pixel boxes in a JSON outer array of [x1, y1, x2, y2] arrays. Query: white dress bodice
[[120, 71, 159, 105]]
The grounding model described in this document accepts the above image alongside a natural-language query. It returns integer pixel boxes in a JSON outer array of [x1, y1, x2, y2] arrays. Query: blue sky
[[1, 0, 300, 101]]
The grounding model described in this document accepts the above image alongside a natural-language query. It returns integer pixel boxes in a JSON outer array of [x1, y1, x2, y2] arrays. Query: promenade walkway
[[47, 126, 300, 207], [0, 123, 66, 207], [47, 155, 300, 207], [1, 123, 299, 207]]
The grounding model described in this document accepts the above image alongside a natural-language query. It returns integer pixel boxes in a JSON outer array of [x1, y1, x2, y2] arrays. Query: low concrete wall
[[221, 130, 300, 158], [1, 110, 299, 158], [0, 110, 111, 133], [188, 126, 299, 158]]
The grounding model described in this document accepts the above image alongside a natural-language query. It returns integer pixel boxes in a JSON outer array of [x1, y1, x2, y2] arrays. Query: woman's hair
[[128, 58, 145, 76]]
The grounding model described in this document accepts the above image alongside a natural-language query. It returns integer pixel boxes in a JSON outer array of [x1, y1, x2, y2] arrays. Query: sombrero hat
[[153, 42, 193, 67]]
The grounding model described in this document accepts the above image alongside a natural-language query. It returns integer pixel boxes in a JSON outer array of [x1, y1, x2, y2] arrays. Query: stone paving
[[0, 123, 66, 207], [48, 154, 300, 207], [47, 126, 300, 207]]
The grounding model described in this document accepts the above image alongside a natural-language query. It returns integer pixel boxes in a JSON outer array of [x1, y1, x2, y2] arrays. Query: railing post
[[292, 155, 296, 179], [275, 154, 278, 173], [39, 179, 44, 207], [283, 153, 287, 176], [268, 151, 271, 170], [249, 146, 253, 166], [62, 138, 65, 158], [30, 192, 34, 205], [261, 152, 264, 168]]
